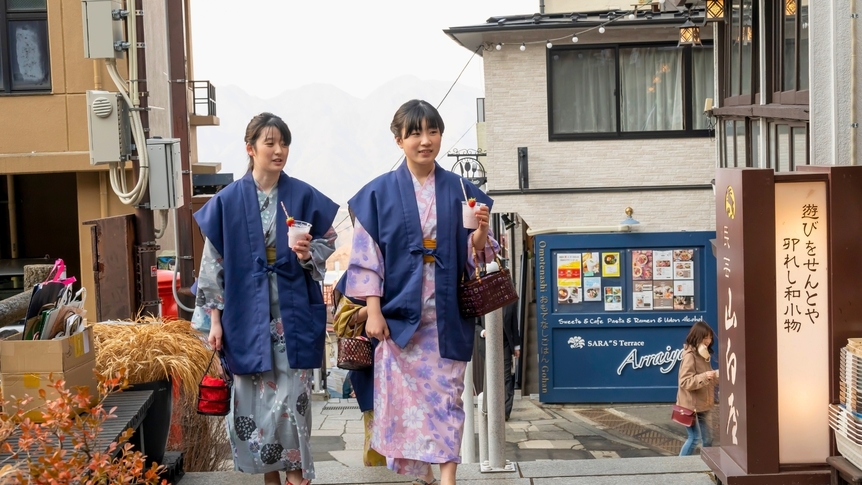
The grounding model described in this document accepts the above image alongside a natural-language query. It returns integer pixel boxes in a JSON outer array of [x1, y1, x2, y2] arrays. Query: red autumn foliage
[[0, 369, 167, 484]]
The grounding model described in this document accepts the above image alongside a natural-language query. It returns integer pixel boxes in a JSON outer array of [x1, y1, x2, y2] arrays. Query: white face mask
[[697, 343, 710, 360]]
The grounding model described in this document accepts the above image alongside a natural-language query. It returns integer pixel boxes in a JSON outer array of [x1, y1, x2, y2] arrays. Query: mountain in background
[[197, 76, 483, 207]]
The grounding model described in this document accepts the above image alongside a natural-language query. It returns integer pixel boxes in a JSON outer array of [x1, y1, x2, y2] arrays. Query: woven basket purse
[[458, 246, 518, 318], [336, 311, 373, 371]]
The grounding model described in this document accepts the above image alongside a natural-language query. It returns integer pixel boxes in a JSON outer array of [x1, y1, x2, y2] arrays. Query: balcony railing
[[189, 81, 218, 126]]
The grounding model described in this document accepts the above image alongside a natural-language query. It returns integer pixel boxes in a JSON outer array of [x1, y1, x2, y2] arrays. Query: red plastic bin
[[157, 270, 179, 319]]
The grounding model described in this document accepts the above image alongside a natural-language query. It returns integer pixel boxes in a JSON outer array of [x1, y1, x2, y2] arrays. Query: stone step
[[178, 456, 713, 485]]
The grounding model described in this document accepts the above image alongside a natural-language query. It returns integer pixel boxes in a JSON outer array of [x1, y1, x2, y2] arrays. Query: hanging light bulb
[[546, 40, 553, 48], [495, 43, 502, 50], [599, 26, 606, 33], [520, 43, 526, 51], [572, 34, 579, 43]]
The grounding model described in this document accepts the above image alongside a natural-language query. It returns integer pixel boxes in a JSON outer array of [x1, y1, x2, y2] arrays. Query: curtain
[[620, 47, 682, 132], [550, 48, 616, 134], [693, 47, 715, 130]]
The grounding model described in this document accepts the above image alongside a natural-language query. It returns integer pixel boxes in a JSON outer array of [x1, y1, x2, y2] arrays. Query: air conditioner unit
[[86, 90, 130, 165]]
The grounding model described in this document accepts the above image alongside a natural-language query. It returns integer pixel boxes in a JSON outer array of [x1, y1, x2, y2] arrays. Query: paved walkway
[[179, 395, 719, 484]]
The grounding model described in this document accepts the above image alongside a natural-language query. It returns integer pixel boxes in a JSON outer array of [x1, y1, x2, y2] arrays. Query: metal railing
[[189, 80, 217, 117]]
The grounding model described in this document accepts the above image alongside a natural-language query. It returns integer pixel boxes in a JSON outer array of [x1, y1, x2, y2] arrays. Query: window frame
[[773, 0, 809, 105], [546, 41, 714, 142], [0, 0, 51, 94], [723, 0, 759, 106]]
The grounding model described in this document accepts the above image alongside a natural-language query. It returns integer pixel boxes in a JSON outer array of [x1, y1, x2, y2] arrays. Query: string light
[[487, 6, 654, 52]]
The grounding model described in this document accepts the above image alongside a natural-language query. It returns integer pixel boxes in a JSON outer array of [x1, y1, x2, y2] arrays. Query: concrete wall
[[809, 0, 861, 166], [481, 28, 716, 232]]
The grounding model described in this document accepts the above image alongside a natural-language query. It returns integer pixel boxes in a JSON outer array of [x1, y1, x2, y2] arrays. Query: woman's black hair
[[390, 100, 445, 138], [245, 112, 292, 171], [684, 321, 715, 354]]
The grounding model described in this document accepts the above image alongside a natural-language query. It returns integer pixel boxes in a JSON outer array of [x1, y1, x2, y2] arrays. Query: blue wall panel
[[534, 231, 717, 403]]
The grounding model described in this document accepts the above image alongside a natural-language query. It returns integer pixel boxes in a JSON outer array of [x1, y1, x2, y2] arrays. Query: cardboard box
[[0, 327, 97, 422]]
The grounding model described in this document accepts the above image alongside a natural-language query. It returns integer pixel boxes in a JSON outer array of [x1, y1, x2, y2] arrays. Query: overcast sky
[[189, 0, 537, 99]]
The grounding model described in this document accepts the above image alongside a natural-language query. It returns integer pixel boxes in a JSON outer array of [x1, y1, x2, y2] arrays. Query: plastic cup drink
[[462, 201, 486, 229], [288, 220, 312, 248]]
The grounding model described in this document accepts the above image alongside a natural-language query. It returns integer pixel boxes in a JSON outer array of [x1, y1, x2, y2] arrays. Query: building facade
[[0, 0, 217, 317]]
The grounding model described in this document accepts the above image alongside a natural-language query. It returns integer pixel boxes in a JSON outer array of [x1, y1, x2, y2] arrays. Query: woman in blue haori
[[193, 112, 338, 485], [346, 100, 499, 485]]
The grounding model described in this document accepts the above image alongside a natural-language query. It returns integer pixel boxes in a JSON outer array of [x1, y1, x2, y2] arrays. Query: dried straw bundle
[[94, 317, 231, 471], [92, 318, 212, 400]]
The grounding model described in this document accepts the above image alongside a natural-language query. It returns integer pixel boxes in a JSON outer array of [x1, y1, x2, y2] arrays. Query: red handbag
[[197, 350, 232, 416], [671, 405, 695, 427]]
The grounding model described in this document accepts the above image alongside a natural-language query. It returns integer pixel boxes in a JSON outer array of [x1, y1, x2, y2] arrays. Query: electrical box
[[81, 0, 125, 59], [86, 90, 130, 165], [147, 138, 184, 210]]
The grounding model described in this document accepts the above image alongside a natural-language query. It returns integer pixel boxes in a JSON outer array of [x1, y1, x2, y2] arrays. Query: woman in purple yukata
[[194, 113, 339, 485], [346, 100, 499, 485]]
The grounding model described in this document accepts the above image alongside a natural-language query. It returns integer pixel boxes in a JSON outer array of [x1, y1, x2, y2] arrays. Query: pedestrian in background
[[346, 99, 499, 485], [331, 275, 386, 467], [676, 320, 718, 456], [194, 112, 339, 485]]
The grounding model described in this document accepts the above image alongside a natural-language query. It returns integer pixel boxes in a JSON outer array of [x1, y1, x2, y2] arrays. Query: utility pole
[[132, 0, 159, 318], [167, 0, 195, 319]]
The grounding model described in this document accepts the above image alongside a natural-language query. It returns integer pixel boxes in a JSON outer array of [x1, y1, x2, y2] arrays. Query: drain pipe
[[851, 0, 858, 165], [539, 0, 544, 14]]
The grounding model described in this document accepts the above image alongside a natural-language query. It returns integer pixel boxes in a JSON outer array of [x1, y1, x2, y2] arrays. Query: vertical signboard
[[774, 181, 829, 463], [705, 168, 780, 478]]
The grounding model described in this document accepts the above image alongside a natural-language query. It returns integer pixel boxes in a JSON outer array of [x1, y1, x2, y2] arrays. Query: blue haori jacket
[[347, 161, 493, 362], [194, 171, 339, 375]]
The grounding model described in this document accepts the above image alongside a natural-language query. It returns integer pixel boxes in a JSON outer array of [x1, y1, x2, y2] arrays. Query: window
[[774, 0, 808, 104], [0, 0, 50, 93], [725, 0, 757, 105], [720, 118, 754, 168], [767, 122, 808, 171], [547, 43, 713, 140]]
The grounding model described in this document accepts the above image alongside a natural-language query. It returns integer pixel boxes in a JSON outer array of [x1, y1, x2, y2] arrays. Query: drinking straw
[[460, 178, 469, 202], [280, 201, 289, 219]]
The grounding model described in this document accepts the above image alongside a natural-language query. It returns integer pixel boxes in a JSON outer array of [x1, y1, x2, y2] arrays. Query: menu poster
[[653, 250, 673, 280], [673, 296, 695, 310], [673, 261, 693, 279], [632, 250, 653, 281], [558, 286, 581, 304], [584, 277, 602, 302], [602, 252, 620, 277], [633, 281, 653, 310], [653, 281, 674, 310], [557, 253, 582, 288], [582, 252, 600, 277], [604, 286, 623, 311], [675, 280, 694, 296]]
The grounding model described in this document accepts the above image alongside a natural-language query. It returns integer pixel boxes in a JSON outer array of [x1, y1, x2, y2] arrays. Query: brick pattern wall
[[482, 44, 717, 232]]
